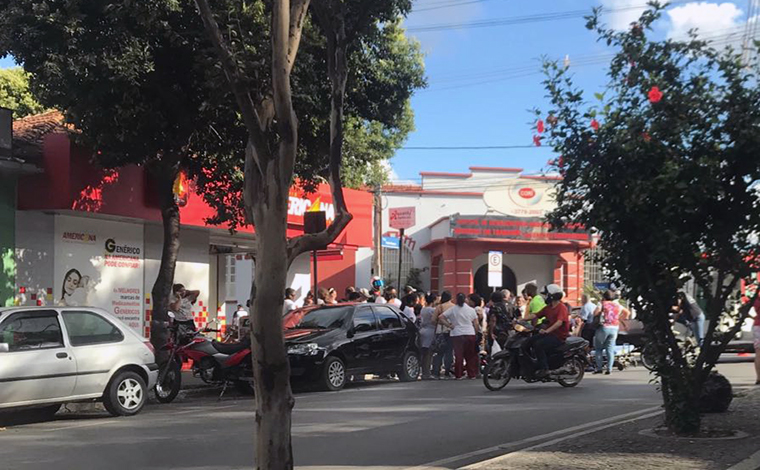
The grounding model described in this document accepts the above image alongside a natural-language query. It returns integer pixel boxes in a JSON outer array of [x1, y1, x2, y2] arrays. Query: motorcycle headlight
[[287, 343, 320, 356]]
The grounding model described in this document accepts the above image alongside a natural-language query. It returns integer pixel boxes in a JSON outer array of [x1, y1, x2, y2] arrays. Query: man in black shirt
[[488, 291, 516, 348]]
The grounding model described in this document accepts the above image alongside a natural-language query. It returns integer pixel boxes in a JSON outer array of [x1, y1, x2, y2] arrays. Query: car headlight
[[287, 343, 320, 356]]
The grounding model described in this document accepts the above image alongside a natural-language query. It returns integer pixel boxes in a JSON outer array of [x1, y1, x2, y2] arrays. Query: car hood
[[284, 328, 343, 345]]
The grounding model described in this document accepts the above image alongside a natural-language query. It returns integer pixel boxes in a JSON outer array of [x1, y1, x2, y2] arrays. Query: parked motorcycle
[[154, 313, 255, 403], [483, 322, 588, 391]]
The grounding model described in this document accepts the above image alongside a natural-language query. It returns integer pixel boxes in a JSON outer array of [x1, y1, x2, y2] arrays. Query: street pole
[[397, 228, 404, 290], [312, 250, 318, 298], [373, 188, 383, 280]]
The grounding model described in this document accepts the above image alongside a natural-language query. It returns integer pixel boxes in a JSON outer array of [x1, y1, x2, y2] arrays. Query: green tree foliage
[[0, 67, 44, 118], [188, 17, 424, 225], [539, 3, 760, 434]]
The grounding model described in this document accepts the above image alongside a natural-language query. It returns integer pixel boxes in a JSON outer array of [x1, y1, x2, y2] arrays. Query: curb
[[728, 449, 760, 470]]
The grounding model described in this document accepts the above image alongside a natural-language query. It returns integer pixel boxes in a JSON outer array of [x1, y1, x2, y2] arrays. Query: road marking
[[43, 419, 120, 432], [409, 406, 663, 470]]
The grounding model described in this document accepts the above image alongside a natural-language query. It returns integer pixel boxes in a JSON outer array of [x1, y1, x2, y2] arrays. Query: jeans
[[533, 334, 563, 370], [594, 326, 619, 372], [421, 347, 433, 379], [452, 335, 478, 378], [690, 313, 706, 346], [432, 333, 453, 377]]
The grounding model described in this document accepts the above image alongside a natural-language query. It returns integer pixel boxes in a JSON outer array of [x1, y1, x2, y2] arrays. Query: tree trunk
[[248, 152, 294, 470], [149, 167, 181, 361]]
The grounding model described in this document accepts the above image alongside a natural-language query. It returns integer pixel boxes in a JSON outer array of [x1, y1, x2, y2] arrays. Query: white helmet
[[542, 284, 564, 302]]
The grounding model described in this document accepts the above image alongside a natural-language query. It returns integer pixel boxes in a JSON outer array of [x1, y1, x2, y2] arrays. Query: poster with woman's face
[[54, 215, 145, 334]]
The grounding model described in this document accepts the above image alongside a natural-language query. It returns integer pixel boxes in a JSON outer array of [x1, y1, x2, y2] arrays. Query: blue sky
[[394, 0, 754, 182], [1, 1, 754, 182]]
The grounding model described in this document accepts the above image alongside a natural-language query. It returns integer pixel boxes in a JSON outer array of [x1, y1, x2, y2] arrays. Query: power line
[[406, 1, 692, 33], [402, 145, 537, 149], [413, 0, 490, 13]]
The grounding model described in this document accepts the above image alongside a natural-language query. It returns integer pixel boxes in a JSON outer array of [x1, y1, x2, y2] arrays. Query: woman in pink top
[[593, 290, 630, 375]]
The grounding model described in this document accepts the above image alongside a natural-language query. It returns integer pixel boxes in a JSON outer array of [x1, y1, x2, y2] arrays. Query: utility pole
[[373, 187, 383, 281]]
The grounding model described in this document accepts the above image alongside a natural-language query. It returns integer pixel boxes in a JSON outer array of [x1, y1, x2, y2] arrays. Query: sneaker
[[604, 370, 611, 375], [592, 370, 602, 375]]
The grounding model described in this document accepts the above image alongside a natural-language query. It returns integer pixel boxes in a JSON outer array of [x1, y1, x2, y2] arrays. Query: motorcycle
[[154, 313, 255, 403], [483, 322, 588, 391]]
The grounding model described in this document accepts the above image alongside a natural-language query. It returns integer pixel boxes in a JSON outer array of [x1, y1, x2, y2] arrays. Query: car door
[[346, 306, 380, 373], [61, 310, 128, 397], [372, 305, 412, 371], [0, 310, 77, 407]]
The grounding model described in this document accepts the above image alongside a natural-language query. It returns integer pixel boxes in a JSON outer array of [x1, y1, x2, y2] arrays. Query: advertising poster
[[54, 215, 144, 335]]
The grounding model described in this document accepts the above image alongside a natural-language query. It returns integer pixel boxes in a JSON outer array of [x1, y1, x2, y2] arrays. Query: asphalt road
[[0, 362, 755, 470]]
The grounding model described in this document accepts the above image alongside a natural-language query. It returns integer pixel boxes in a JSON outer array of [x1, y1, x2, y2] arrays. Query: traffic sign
[[488, 251, 503, 287]]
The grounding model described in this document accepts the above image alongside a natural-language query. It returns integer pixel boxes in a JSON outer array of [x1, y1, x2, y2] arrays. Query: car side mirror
[[0, 343, 9, 353], [347, 327, 355, 339]]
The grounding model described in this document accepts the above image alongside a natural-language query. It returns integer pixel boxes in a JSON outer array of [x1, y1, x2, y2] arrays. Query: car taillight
[[144, 341, 155, 355]]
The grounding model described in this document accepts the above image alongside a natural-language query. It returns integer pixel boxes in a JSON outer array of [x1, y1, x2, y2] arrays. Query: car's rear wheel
[[154, 360, 182, 404], [320, 356, 346, 391], [398, 351, 420, 382], [104, 371, 147, 416]]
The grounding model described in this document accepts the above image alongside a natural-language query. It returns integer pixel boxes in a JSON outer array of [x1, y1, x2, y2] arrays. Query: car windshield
[[285, 306, 352, 330]]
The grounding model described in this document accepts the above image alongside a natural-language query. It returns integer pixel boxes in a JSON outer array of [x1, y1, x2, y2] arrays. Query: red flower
[[536, 119, 545, 134], [557, 155, 564, 167], [648, 86, 663, 103], [590, 119, 599, 131], [642, 132, 652, 142], [547, 159, 555, 166], [533, 135, 542, 147]]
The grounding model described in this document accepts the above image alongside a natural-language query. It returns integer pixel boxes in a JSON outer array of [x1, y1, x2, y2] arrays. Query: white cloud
[[600, 0, 650, 31], [666, 2, 744, 39]]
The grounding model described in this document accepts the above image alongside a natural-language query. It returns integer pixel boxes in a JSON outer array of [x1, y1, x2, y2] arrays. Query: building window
[[382, 245, 414, 289], [583, 246, 605, 286], [225, 255, 236, 299]]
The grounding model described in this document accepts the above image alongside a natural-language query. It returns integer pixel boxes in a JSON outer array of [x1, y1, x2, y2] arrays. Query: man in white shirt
[[579, 294, 597, 342], [283, 288, 298, 316], [386, 287, 402, 308]]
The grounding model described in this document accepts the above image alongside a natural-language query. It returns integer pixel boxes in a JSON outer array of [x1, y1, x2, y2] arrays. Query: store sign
[[54, 215, 144, 334], [389, 207, 416, 230], [288, 194, 335, 223], [488, 251, 502, 287], [382, 236, 400, 250], [483, 178, 557, 218], [450, 215, 590, 242]]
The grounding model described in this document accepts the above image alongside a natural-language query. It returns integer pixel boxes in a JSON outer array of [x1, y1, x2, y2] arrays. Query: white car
[[0, 307, 158, 418]]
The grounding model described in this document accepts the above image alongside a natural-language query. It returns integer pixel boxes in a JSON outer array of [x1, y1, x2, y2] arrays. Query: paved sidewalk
[[469, 384, 760, 470]]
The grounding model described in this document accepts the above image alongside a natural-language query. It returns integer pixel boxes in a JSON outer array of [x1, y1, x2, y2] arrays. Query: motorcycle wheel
[[483, 357, 511, 391], [558, 357, 585, 388], [640, 346, 656, 371], [155, 360, 182, 403]]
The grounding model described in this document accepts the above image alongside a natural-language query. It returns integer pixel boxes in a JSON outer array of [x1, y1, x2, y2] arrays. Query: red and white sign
[[483, 178, 557, 218], [389, 207, 416, 230]]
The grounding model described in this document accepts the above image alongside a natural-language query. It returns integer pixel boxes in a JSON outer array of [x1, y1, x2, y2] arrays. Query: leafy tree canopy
[[0, 66, 44, 118], [539, 2, 760, 434]]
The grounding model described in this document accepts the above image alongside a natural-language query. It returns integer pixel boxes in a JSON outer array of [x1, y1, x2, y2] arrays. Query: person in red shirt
[[523, 284, 570, 376]]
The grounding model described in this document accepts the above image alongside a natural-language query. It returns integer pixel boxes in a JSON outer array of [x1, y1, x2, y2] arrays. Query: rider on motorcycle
[[522, 284, 571, 377]]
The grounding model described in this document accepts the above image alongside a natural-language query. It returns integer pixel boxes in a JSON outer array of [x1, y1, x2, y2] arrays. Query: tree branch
[[288, 0, 311, 73], [287, 1, 353, 264], [194, 0, 268, 174]]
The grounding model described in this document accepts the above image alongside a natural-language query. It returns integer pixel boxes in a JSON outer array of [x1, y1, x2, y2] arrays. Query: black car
[[283, 303, 420, 391]]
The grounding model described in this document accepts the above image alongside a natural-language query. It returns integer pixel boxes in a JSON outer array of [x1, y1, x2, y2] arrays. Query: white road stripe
[[408, 405, 663, 470]]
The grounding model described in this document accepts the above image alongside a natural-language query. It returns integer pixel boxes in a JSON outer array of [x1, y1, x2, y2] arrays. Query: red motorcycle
[[154, 314, 255, 403]]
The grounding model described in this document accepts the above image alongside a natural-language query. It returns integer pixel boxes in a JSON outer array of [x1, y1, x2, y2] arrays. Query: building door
[[473, 264, 517, 300]]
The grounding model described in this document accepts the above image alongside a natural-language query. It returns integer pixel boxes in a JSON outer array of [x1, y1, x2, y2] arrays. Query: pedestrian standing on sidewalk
[[386, 287, 402, 308], [400, 293, 419, 324], [419, 292, 438, 379], [593, 290, 629, 375], [432, 291, 455, 379], [440, 293, 480, 379], [283, 288, 298, 316], [487, 291, 513, 351]]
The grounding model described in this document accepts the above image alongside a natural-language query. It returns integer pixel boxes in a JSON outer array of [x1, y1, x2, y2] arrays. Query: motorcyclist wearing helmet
[[522, 284, 571, 377]]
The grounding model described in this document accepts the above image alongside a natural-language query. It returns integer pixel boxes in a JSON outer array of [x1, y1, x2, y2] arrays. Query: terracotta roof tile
[[12, 110, 72, 163]]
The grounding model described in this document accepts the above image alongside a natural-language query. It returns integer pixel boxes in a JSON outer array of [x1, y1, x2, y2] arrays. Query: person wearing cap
[[522, 284, 570, 376]]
